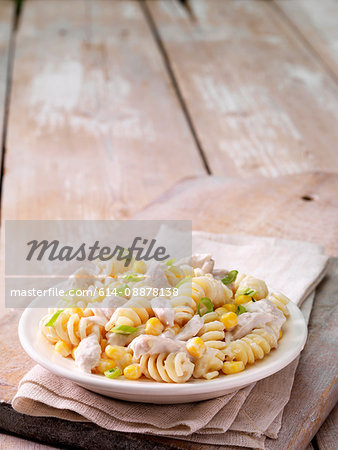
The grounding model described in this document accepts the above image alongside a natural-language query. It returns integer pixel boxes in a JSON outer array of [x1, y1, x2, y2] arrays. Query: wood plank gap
[[140, 0, 211, 174], [272, 1, 338, 86], [0, 0, 21, 212]]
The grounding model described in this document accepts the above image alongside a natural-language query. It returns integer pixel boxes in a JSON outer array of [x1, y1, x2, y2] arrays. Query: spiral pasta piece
[[139, 352, 194, 383], [40, 309, 101, 346], [192, 275, 232, 307], [106, 306, 150, 331], [224, 327, 277, 366], [268, 291, 290, 317], [198, 312, 226, 351], [193, 347, 224, 380], [236, 275, 268, 300]]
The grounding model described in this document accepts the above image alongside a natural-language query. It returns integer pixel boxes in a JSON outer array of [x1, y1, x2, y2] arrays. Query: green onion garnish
[[45, 310, 64, 327], [236, 287, 257, 301], [123, 273, 144, 283], [110, 324, 138, 335], [221, 270, 238, 285], [165, 258, 176, 267], [236, 305, 246, 315], [197, 297, 214, 316], [176, 277, 192, 288], [104, 368, 121, 379]]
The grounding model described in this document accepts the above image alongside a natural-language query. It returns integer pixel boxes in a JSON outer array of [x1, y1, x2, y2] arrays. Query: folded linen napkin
[[13, 233, 329, 448]]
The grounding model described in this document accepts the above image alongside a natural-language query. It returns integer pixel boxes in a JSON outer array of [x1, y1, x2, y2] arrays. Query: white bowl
[[19, 301, 307, 404]]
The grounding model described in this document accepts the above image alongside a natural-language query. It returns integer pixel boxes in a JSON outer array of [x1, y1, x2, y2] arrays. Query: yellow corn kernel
[[133, 260, 147, 274], [124, 364, 142, 380], [94, 358, 117, 374], [55, 340, 72, 357], [222, 361, 245, 375], [221, 312, 238, 330], [215, 303, 236, 316], [119, 353, 133, 370], [100, 339, 108, 352], [145, 317, 164, 336], [224, 303, 237, 313], [105, 345, 129, 360], [186, 337, 206, 358], [234, 295, 252, 305], [278, 329, 282, 340], [71, 345, 78, 360]]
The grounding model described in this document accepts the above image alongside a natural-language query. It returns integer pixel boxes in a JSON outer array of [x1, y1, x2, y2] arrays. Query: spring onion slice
[[104, 368, 121, 379], [45, 310, 64, 327], [165, 258, 176, 267], [123, 273, 144, 283], [221, 270, 238, 285], [110, 324, 138, 335], [176, 277, 192, 288], [197, 297, 214, 316], [236, 287, 257, 300], [236, 305, 246, 315]]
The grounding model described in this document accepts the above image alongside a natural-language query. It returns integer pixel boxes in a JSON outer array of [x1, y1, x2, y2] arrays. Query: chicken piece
[[228, 311, 275, 341], [70, 267, 96, 290], [129, 334, 184, 359], [245, 299, 286, 338], [191, 254, 215, 275], [175, 315, 204, 341], [74, 334, 101, 373], [151, 297, 175, 327], [144, 263, 171, 289]]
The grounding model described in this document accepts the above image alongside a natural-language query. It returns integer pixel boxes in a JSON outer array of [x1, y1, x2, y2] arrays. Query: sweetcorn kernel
[[124, 364, 142, 380], [95, 358, 117, 374], [222, 361, 245, 375], [55, 340, 71, 357], [145, 317, 164, 336], [223, 303, 237, 313], [105, 345, 129, 360], [221, 312, 238, 330], [133, 260, 147, 274], [234, 295, 252, 305], [186, 337, 206, 358]]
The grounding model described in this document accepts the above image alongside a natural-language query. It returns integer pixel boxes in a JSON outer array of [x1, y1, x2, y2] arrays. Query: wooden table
[[0, 0, 337, 448]]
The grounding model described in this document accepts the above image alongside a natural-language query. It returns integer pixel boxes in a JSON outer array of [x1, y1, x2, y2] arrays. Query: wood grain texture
[[316, 405, 338, 450], [276, 0, 338, 77], [0, 0, 13, 149], [3, 0, 205, 221], [146, 0, 338, 177], [136, 172, 338, 256]]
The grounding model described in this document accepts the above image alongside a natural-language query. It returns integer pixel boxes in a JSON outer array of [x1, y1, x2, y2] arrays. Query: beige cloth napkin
[[13, 233, 329, 449]]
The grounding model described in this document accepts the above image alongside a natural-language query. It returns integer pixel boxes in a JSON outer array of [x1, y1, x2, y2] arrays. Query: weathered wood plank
[[276, 0, 338, 77], [146, 0, 338, 177], [0, 0, 13, 154], [2, 0, 205, 221], [136, 172, 338, 256], [316, 405, 338, 450]]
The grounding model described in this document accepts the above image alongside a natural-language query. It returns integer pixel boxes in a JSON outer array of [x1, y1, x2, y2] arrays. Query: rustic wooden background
[[0, 0, 337, 448]]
